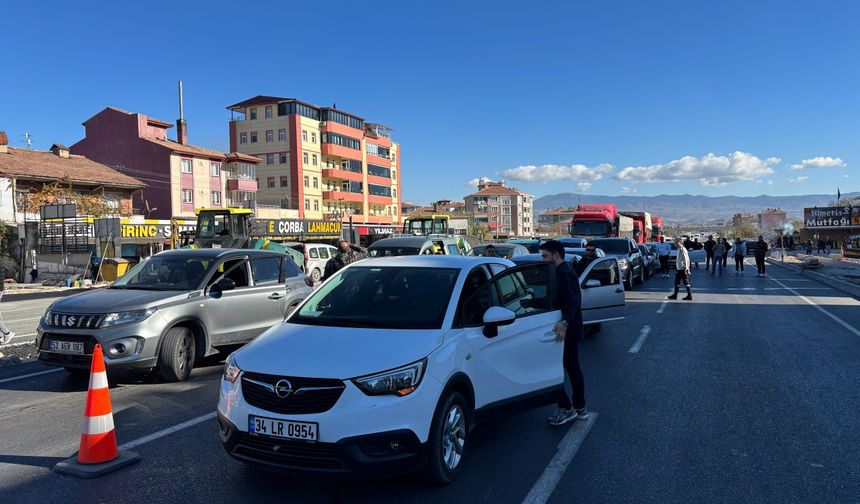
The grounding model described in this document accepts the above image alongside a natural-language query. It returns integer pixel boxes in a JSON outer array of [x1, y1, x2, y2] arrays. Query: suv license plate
[[248, 415, 318, 442], [49, 340, 85, 355]]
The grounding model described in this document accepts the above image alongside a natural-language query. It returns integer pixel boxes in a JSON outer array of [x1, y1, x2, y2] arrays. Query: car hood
[[48, 288, 190, 313], [234, 323, 444, 379]]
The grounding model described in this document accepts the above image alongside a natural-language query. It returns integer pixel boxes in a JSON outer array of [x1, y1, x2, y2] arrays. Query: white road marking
[[0, 368, 62, 384], [656, 301, 667, 314], [522, 413, 598, 504], [767, 277, 860, 338], [119, 412, 217, 450], [628, 325, 652, 353]]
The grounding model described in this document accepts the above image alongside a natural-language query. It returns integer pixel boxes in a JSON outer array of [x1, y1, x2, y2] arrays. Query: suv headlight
[[617, 257, 629, 269], [224, 353, 242, 383], [353, 359, 427, 397], [100, 307, 157, 328]]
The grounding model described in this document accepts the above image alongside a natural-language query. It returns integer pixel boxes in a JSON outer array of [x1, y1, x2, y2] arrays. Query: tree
[[16, 178, 123, 218], [733, 223, 759, 239]]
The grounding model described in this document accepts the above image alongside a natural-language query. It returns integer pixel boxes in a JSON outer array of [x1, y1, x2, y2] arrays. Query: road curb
[[0, 341, 38, 366], [767, 258, 860, 300]]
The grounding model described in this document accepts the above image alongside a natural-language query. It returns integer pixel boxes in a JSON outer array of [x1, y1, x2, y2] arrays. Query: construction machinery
[[402, 214, 450, 235]]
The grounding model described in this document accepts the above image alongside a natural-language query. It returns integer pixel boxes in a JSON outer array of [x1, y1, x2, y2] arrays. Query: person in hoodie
[[732, 239, 747, 275]]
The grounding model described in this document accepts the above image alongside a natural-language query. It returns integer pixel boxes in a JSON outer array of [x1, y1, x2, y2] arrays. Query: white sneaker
[[0, 332, 14, 345]]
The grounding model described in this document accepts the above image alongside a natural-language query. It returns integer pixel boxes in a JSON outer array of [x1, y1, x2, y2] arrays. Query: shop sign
[[804, 207, 860, 229]]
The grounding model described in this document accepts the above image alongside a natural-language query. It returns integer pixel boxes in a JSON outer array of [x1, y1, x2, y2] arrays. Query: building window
[[279, 152, 287, 164], [313, 177, 318, 189], [278, 128, 286, 141], [280, 176, 288, 188], [251, 131, 258, 143], [303, 152, 308, 164], [265, 130, 273, 143], [393, 188, 396, 198], [267, 177, 275, 188], [304, 176, 309, 187], [265, 106, 272, 119], [322, 132, 361, 150], [305, 199, 310, 210], [210, 162, 221, 177], [264, 154, 273, 165], [212, 192, 222, 205], [368, 164, 391, 178], [392, 169, 396, 179], [311, 132, 316, 143], [313, 200, 319, 211], [302, 130, 308, 142], [312, 154, 318, 166], [181, 159, 193, 173], [182, 189, 193, 203], [250, 108, 257, 120], [240, 132, 248, 144]]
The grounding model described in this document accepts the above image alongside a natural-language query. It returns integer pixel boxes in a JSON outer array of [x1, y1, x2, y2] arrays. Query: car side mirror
[[210, 278, 236, 298], [584, 279, 601, 289], [482, 306, 516, 338]]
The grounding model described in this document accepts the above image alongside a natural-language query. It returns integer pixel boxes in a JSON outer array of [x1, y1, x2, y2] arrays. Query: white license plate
[[49, 340, 85, 355], [248, 415, 318, 442]]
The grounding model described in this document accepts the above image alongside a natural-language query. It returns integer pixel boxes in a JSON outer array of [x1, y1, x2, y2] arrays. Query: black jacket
[[574, 256, 597, 277], [755, 240, 768, 257], [555, 261, 583, 328]]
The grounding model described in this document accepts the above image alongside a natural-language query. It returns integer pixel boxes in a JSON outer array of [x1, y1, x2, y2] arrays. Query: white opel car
[[217, 256, 609, 482]]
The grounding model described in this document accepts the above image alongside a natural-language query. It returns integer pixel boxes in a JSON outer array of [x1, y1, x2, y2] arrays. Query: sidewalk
[[767, 251, 860, 298], [3, 281, 109, 300]]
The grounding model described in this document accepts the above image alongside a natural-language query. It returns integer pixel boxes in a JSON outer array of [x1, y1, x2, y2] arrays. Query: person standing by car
[[754, 235, 769, 276], [712, 239, 726, 276], [732, 239, 746, 274], [704, 235, 716, 270], [483, 244, 497, 257], [657, 240, 671, 277], [0, 272, 15, 345], [539, 240, 587, 426], [323, 239, 367, 280], [668, 237, 693, 300], [574, 244, 599, 277]]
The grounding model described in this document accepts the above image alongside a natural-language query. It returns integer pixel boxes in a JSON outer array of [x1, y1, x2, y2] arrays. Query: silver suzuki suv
[[36, 248, 312, 381]]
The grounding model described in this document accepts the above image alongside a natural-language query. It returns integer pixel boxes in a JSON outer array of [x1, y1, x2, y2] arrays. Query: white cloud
[[613, 151, 777, 187], [465, 176, 492, 188], [576, 182, 592, 192], [766, 157, 782, 165], [787, 176, 809, 183], [621, 186, 637, 193], [790, 156, 845, 170], [499, 163, 614, 184], [767, 180, 775, 186]]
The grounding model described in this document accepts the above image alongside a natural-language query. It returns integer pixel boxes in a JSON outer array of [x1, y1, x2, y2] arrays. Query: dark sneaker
[[548, 408, 577, 426], [667, 295, 677, 300], [682, 295, 693, 300], [575, 407, 589, 420]]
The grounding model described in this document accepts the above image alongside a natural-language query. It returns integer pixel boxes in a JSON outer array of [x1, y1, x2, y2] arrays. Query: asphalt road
[[0, 294, 58, 347], [2, 259, 860, 503]]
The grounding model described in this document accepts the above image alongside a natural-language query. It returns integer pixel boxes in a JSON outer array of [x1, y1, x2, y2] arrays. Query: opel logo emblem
[[274, 379, 293, 399]]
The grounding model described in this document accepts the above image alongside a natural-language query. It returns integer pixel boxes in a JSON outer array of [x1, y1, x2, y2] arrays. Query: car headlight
[[224, 353, 242, 383], [100, 307, 157, 328], [617, 258, 629, 268], [352, 359, 427, 397]]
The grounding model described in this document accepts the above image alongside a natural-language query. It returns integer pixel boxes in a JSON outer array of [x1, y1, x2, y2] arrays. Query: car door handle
[[268, 293, 284, 300], [539, 331, 557, 343], [615, 288, 624, 293]]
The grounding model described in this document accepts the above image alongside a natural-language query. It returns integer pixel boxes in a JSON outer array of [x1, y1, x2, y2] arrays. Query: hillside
[[533, 192, 858, 224]]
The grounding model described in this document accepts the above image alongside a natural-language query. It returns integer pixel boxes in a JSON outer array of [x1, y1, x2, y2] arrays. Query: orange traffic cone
[[54, 344, 140, 478]]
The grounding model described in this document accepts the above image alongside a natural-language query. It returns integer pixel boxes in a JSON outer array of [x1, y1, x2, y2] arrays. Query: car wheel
[[159, 327, 196, 382], [624, 272, 633, 290], [423, 392, 469, 484], [310, 268, 321, 282], [637, 268, 646, 284]]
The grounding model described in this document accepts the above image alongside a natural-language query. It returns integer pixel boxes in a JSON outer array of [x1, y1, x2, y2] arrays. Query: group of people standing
[[703, 235, 768, 277]]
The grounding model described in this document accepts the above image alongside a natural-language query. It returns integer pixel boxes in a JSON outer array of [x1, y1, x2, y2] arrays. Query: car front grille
[[45, 312, 105, 329], [230, 433, 346, 472], [241, 371, 345, 415]]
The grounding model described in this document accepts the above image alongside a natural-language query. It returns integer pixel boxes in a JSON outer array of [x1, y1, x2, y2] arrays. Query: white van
[[303, 243, 339, 282]]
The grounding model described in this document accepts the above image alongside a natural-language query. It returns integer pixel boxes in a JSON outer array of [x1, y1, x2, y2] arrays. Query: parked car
[[368, 236, 463, 257], [468, 243, 529, 260], [638, 244, 658, 278], [217, 255, 624, 482], [36, 249, 312, 381], [294, 243, 339, 282], [557, 237, 588, 248], [563, 247, 606, 260], [647, 241, 707, 269], [506, 238, 544, 253], [586, 238, 645, 289]]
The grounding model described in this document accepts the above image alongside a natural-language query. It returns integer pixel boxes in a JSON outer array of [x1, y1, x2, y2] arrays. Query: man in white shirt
[[656, 240, 672, 277], [667, 237, 693, 300]]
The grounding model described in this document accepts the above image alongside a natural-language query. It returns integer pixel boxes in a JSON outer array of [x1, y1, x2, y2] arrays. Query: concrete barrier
[[767, 258, 860, 299]]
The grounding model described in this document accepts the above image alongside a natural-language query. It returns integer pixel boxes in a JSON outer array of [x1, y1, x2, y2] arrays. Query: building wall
[[0, 178, 15, 223], [300, 116, 323, 220]]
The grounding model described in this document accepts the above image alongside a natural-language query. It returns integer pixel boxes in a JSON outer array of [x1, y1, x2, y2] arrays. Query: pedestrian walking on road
[[732, 239, 746, 274], [704, 235, 716, 270], [754, 235, 768, 276], [667, 237, 693, 300], [657, 240, 671, 277], [539, 240, 588, 427], [721, 238, 730, 268], [711, 239, 726, 276], [805, 240, 813, 255], [0, 273, 15, 345], [817, 239, 826, 255]]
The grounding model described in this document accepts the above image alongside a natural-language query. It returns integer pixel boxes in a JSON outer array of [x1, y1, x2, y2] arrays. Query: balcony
[[367, 174, 391, 187], [321, 143, 361, 160], [322, 168, 363, 182], [323, 190, 363, 203], [321, 120, 363, 137], [368, 194, 392, 205], [367, 153, 391, 167], [226, 179, 258, 191]]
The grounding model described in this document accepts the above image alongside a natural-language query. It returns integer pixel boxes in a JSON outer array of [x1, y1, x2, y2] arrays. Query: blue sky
[[1, 0, 857, 204]]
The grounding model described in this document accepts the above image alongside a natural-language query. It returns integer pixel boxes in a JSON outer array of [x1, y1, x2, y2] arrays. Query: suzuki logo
[[66, 316, 78, 327], [274, 379, 293, 399]]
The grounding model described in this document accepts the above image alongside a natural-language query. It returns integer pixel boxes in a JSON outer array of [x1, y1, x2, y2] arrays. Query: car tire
[[310, 268, 321, 282], [423, 391, 469, 484], [637, 268, 645, 284], [624, 272, 633, 290], [159, 327, 196, 382]]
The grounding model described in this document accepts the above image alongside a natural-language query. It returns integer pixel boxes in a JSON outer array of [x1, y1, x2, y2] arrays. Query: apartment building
[[537, 207, 577, 230], [464, 180, 533, 237], [759, 208, 787, 235], [226, 96, 401, 229], [71, 107, 261, 220]]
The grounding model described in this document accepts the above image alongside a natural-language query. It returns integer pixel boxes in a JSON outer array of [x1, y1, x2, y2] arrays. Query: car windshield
[[588, 239, 629, 254], [368, 246, 422, 257], [291, 266, 459, 329], [571, 221, 610, 236], [470, 245, 515, 259], [111, 256, 211, 291]]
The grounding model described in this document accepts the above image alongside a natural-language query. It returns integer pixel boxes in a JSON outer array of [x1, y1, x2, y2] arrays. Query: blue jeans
[[711, 255, 723, 275]]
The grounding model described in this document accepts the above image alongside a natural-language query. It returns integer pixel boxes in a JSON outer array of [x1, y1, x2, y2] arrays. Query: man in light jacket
[[732, 239, 747, 275], [667, 237, 693, 300]]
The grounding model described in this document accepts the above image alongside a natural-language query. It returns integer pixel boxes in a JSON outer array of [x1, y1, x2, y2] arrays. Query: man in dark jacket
[[574, 244, 599, 277], [322, 240, 368, 281], [540, 240, 587, 426], [703, 235, 716, 270], [754, 235, 769, 276]]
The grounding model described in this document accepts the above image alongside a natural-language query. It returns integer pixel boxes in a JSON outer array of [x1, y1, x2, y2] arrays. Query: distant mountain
[[533, 192, 859, 224]]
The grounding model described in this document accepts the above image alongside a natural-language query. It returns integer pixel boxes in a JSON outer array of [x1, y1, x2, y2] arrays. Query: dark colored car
[[587, 238, 645, 289]]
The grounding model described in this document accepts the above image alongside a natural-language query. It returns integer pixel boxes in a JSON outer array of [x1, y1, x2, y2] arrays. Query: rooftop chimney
[[176, 80, 188, 145], [50, 143, 70, 158], [0, 131, 7, 154]]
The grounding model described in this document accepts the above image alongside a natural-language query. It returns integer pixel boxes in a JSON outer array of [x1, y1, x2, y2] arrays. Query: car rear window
[[251, 257, 281, 286], [588, 240, 629, 255]]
